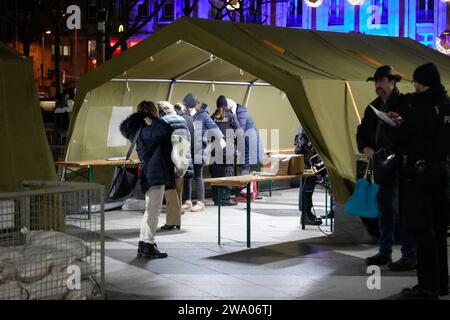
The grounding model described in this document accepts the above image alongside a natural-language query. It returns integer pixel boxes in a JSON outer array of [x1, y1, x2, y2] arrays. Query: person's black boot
[[439, 285, 449, 296], [137, 241, 145, 258], [305, 212, 322, 225], [142, 243, 168, 259], [160, 224, 181, 231], [388, 257, 417, 271], [366, 253, 391, 266], [221, 200, 238, 206], [401, 285, 439, 300]]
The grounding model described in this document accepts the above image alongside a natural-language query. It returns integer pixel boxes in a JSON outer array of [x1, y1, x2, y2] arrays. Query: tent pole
[[243, 83, 253, 107], [111, 78, 271, 86], [167, 80, 175, 102]]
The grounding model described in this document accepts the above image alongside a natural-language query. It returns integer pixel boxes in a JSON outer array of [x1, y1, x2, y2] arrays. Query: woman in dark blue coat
[[120, 101, 174, 260], [209, 95, 242, 206]]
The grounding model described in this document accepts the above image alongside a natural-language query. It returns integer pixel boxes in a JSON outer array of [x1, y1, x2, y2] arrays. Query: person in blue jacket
[[182, 93, 225, 212], [120, 101, 173, 260], [227, 98, 264, 201]]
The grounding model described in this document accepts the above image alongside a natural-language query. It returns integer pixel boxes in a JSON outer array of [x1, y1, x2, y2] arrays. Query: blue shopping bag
[[344, 161, 380, 218]]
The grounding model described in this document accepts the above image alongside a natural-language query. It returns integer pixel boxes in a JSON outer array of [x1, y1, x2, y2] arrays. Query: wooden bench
[[204, 171, 315, 248]]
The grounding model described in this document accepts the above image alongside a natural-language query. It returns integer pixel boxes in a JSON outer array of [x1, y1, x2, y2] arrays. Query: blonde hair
[[156, 101, 174, 113]]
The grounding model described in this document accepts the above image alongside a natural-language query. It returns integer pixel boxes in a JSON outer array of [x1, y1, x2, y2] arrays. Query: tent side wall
[[67, 81, 300, 162], [68, 81, 171, 161], [0, 56, 56, 191]]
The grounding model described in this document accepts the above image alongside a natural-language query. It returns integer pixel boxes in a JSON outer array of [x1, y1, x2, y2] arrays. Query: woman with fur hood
[[120, 101, 174, 260]]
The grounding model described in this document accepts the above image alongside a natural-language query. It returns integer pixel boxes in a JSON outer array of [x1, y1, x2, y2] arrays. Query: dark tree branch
[[108, 0, 166, 55]]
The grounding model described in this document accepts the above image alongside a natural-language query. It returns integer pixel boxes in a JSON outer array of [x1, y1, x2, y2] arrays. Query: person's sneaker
[[141, 243, 168, 259], [191, 201, 205, 212], [401, 285, 439, 300], [388, 257, 417, 271], [221, 200, 238, 206], [181, 201, 193, 212], [365, 253, 391, 266]]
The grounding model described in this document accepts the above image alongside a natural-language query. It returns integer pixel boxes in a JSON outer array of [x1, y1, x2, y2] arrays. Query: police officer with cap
[[387, 62, 450, 299]]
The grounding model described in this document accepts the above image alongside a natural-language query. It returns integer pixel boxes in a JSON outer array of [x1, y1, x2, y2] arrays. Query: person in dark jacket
[[294, 126, 323, 225], [386, 63, 450, 299], [228, 99, 264, 201], [120, 101, 174, 260], [157, 101, 192, 231], [182, 93, 225, 212], [356, 66, 416, 271], [209, 95, 242, 206]]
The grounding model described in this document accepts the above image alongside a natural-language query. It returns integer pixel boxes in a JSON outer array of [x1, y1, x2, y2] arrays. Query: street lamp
[[41, 30, 52, 88]]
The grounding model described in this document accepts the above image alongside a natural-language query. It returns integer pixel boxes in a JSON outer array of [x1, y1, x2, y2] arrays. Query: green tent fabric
[[0, 42, 56, 191], [66, 17, 450, 204]]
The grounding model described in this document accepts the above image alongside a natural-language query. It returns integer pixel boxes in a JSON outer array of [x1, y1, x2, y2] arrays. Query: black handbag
[[108, 128, 142, 200]]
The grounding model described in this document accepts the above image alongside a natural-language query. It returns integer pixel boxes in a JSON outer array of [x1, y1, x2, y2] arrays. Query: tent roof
[[0, 41, 24, 59], [76, 17, 450, 90], [68, 18, 450, 203]]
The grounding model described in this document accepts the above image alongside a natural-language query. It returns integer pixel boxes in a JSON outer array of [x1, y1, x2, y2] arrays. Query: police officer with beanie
[[387, 62, 450, 299]]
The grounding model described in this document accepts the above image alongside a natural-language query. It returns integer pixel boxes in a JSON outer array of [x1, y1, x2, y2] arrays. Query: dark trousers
[[378, 184, 416, 259], [299, 175, 317, 214], [210, 164, 235, 204], [183, 164, 205, 202], [414, 225, 448, 292], [400, 169, 449, 292]]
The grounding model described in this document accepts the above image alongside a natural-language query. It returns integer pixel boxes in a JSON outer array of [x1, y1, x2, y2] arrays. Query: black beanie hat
[[183, 93, 197, 109], [413, 63, 442, 88], [216, 95, 228, 108]]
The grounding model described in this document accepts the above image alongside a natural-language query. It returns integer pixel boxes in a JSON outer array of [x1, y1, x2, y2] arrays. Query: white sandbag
[[0, 281, 28, 300], [23, 271, 69, 300], [64, 279, 96, 300], [16, 258, 52, 284], [0, 261, 18, 282], [59, 260, 95, 279], [121, 198, 146, 211], [22, 230, 91, 259], [0, 246, 23, 270], [48, 251, 78, 273]]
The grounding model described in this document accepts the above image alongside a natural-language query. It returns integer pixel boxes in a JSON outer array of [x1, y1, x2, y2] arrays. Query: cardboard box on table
[[261, 154, 304, 175]]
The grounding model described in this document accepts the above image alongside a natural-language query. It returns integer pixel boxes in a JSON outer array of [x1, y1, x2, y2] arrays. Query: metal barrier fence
[[0, 181, 105, 300]]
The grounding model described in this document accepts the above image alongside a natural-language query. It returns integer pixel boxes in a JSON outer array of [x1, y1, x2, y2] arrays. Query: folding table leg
[[246, 183, 251, 248], [218, 187, 222, 245], [300, 177, 306, 230]]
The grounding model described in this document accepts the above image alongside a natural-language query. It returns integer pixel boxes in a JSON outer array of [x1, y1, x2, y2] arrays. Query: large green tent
[[67, 17, 450, 204], [0, 42, 56, 191]]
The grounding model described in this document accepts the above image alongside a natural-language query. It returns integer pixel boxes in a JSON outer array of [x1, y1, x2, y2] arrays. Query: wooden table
[[55, 159, 141, 182], [204, 171, 315, 248], [264, 147, 295, 154]]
